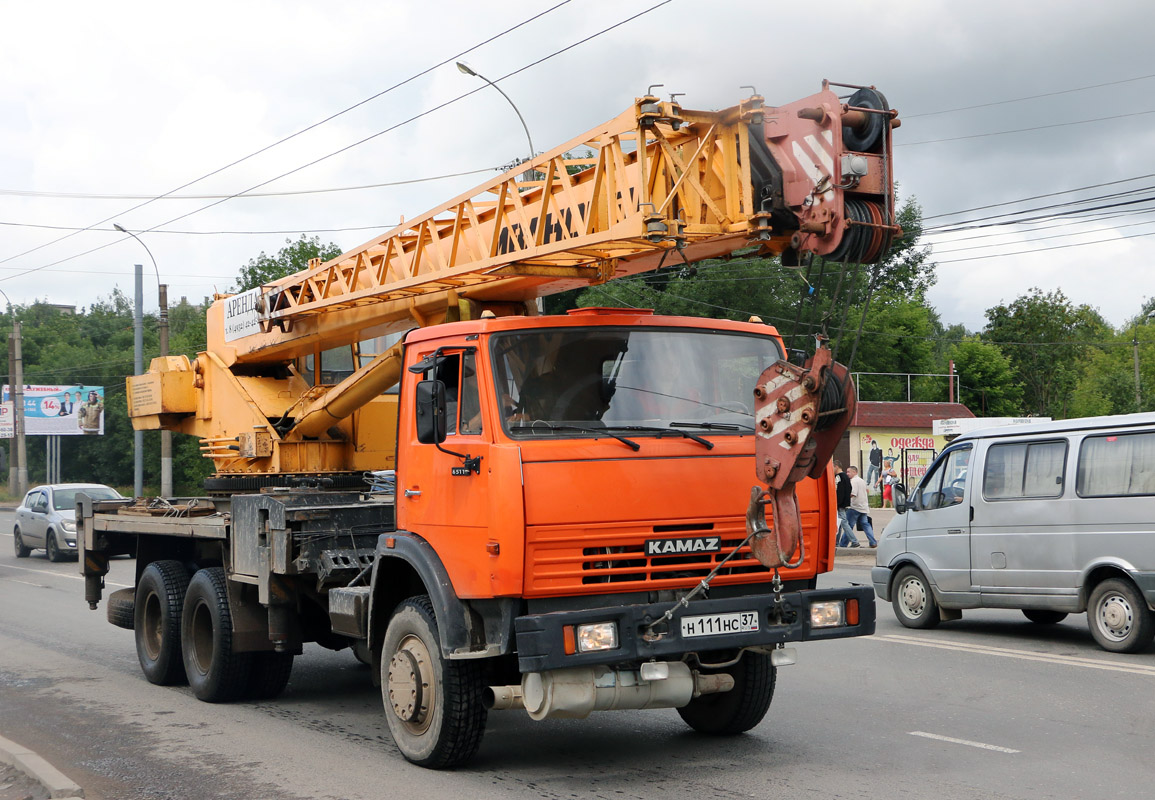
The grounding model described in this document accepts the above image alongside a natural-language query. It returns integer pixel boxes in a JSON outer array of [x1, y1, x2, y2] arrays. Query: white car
[[13, 483, 123, 561]]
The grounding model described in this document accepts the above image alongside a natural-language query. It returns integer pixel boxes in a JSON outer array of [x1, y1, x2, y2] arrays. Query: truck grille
[[524, 513, 819, 596]]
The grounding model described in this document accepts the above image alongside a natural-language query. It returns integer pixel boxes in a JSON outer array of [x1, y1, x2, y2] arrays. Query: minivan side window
[[983, 440, 1067, 500], [1077, 431, 1155, 497], [916, 445, 971, 511]]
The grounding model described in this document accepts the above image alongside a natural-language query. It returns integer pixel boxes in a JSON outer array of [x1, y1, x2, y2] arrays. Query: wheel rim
[[142, 590, 164, 660], [190, 599, 215, 675], [1095, 592, 1134, 642], [13, 531, 21, 553], [899, 576, 927, 619], [387, 633, 435, 735], [47, 535, 58, 559]]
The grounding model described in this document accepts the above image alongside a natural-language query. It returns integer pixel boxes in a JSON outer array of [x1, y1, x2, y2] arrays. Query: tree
[[949, 338, 1023, 416], [234, 235, 343, 292], [982, 288, 1110, 417]]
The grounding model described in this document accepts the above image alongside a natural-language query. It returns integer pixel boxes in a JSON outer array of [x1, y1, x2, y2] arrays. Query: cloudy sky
[[2, 0, 1152, 332]]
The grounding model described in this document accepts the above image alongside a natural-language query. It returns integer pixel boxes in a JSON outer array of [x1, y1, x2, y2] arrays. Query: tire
[[46, 530, 64, 563], [1023, 609, 1068, 625], [352, 639, 372, 666], [381, 595, 487, 768], [107, 587, 136, 630], [892, 566, 941, 629], [135, 560, 191, 685], [677, 651, 776, 735], [13, 527, 30, 558], [181, 567, 253, 702], [1087, 578, 1155, 654], [245, 652, 294, 700]]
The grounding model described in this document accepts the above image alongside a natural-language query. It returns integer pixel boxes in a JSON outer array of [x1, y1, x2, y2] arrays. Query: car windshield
[[490, 326, 782, 439], [52, 486, 119, 510]]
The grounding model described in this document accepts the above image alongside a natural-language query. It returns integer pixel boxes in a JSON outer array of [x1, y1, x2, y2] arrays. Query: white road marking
[[909, 731, 1019, 754], [11, 578, 50, 588], [874, 633, 1155, 677], [0, 561, 131, 588]]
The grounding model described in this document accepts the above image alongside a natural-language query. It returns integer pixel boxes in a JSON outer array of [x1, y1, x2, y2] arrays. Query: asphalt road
[[2, 510, 1153, 799]]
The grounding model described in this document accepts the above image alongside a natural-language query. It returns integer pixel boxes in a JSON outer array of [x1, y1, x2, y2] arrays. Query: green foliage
[[982, 288, 1110, 417], [949, 338, 1023, 416], [233, 235, 343, 292]]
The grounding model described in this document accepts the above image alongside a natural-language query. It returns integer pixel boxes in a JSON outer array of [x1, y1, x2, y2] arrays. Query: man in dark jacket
[[834, 460, 858, 547]]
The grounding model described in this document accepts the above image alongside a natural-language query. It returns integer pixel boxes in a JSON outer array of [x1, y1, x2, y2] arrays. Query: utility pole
[[159, 284, 171, 496], [134, 263, 143, 498], [13, 320, 26, 497]]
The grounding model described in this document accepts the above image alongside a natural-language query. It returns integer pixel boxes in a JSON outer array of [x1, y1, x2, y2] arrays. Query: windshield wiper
[[601, 425, 714, 450], [669, 420, 753, 432], [509, 423, 641, 451]]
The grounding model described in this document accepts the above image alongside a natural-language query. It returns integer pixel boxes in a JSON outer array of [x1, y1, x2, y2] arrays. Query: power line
[[0, 0, 575, 268], [0, 166, 501, 201], [0, 0, 673, 286], [922, 173, 1155, 220], [896, 109, 1155, 148], [903, 73, 1155, 119]]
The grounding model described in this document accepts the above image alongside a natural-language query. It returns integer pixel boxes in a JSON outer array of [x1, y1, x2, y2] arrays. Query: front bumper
[[871, 566, 893, 601], [514, 585, 875, 672]]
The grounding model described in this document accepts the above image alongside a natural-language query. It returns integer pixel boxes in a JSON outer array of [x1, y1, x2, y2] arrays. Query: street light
[[455, 61, 536, 182], [113, 223, 171, 498], [0, 287, 26, 497]]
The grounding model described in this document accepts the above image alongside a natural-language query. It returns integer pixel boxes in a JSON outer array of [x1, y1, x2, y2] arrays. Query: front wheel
[[1087, 578, 1155, 654], [13, 527, 30, 558], [892, 566, 941, 629], [381, 595, 486, 768], [677, 651, 775, 735], [181, 567, 253, 702], [46, 530, 64, 563]]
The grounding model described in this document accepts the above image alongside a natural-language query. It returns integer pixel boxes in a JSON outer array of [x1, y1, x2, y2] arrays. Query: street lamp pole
[[114, 223, 171, 497], [455, 62, 536, 182]]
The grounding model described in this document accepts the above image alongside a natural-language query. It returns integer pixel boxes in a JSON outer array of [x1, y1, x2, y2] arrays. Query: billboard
[[0, 385, 105, 436]]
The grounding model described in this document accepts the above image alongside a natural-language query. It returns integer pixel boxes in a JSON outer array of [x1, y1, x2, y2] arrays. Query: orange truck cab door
[[398, 342, 495, 598]]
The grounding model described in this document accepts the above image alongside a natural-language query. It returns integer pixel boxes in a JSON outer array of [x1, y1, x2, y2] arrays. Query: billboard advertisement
[[0, 385, 105, 436]]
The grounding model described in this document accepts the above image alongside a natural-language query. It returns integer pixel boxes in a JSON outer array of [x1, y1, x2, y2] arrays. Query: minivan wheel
[[1087, 578, 1155, 654], [892, 566, 940, 629], [1023, 609, 1067, 625]]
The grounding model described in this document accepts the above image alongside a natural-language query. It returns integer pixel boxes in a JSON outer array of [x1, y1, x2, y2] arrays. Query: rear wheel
[[381, 595, 486, 768], [677, 651, 776, 735], [181, 567, 253, 702], [1087, 578, 1155, 654], [46, 530, 64, 563], [13, 527, 30, 558], [892, 566, 941, 629], [135, 560, 191, 685], [1023, 609, 1068, 625]]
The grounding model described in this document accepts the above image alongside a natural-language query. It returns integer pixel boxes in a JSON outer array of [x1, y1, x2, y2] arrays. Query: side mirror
[[893, 483, 908, 514], [415, 379, 447, 444]]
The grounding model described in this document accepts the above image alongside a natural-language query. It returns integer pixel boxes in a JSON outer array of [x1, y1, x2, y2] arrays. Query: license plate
[[680, 610, 760, 638]]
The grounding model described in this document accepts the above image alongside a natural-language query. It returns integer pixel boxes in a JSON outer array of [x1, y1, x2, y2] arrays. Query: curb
[[0, 734, 83, 798]]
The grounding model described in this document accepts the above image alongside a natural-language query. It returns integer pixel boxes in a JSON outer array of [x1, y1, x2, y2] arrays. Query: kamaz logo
[[644, 536, 722, 557]]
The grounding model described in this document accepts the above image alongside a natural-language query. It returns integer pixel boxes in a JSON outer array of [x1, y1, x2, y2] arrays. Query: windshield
[[53, 486, 120, 510], [490, 327, 782, 438]]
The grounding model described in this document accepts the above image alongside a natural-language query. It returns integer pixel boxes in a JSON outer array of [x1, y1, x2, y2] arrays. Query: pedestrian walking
[[833, 460, 858, 547], [845, 466, 877, 547]]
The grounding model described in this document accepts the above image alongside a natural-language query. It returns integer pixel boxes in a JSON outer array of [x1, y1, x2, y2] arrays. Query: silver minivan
[[872, 413, 1155, 653]]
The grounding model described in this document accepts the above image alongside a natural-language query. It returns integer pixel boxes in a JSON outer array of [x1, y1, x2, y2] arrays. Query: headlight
[[62, 520, 77, 532], [810, 601, 846, 628], [575, 622, 619, 653]]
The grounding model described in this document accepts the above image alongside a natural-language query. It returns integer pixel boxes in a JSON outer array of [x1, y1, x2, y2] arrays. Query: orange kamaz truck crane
[[79, 81, 898, 768]]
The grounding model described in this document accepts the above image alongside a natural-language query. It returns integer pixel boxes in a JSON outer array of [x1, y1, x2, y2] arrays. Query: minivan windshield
[[490, 326, 782, 439]]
